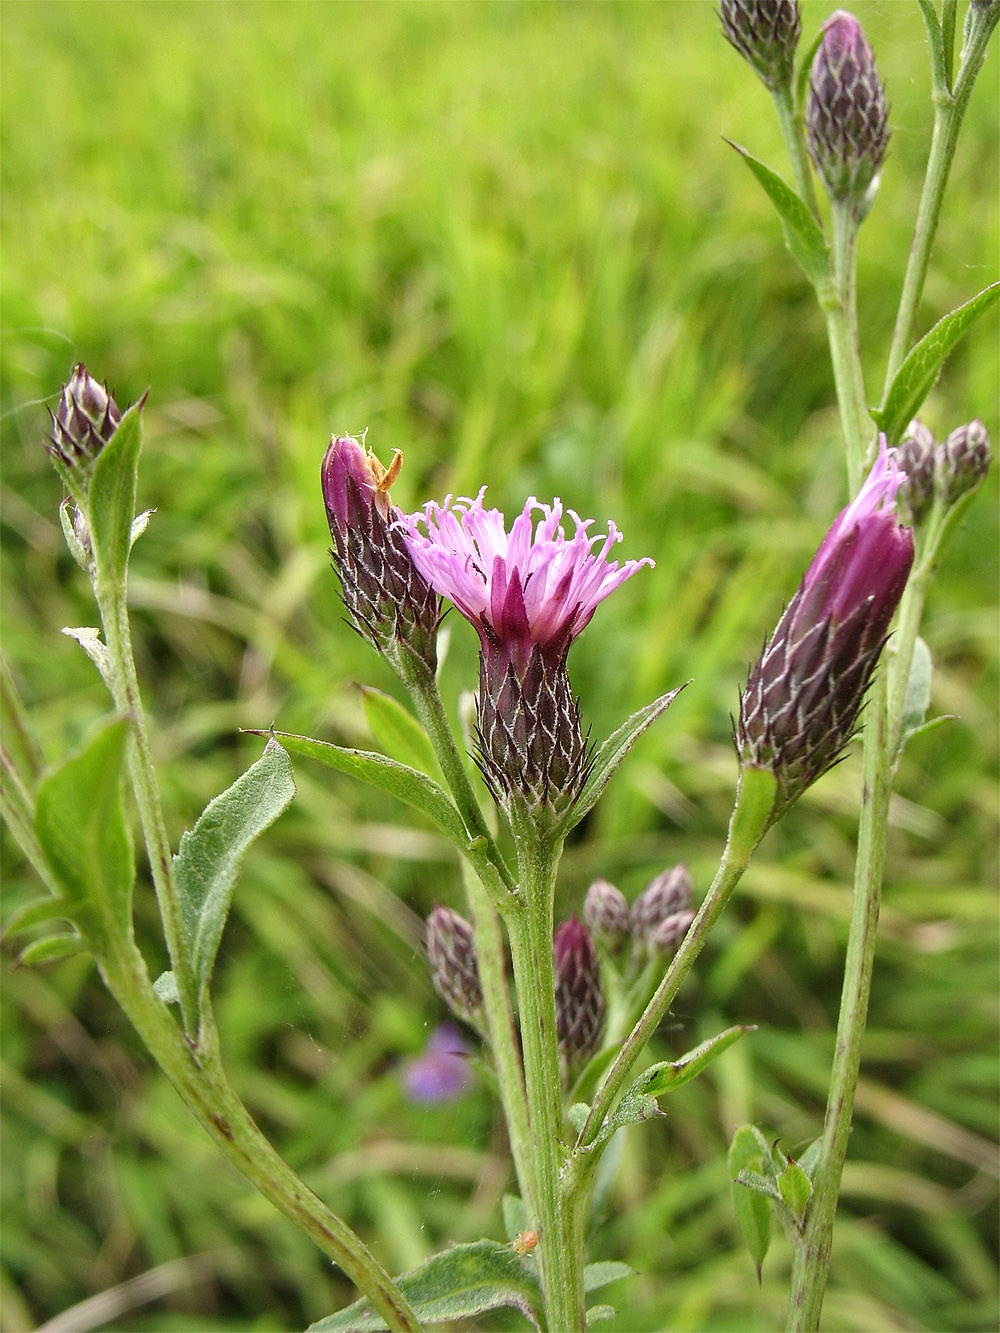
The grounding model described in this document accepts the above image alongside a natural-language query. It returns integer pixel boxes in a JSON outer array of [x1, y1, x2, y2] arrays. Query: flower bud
[[322, 435, 440, 668], [807, 11, 889, 208], [46, 363, 122, 473], [426, 905, 483, 1028], [736, 441, 913, 820], [630, 864, 694, 953], [648, 909, 695, 955], [583, 878, 630, 954], [894, 421, 937, 523], [937, 420, 991, 504], [720, 0, 801, 91], [553, 917, 605, 1077]]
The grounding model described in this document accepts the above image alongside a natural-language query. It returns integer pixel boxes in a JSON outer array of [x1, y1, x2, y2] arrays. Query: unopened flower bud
[[720, 0, 801, 91], [648, 909, 695, 955], [583, 878, 630, 954], [937, 420, 991, 503], [807, 11, 889, 208], [426, 905, 482, 1028], [322, 435, 439, 668], [894, 422, 937, 523], [553, 917, 605, 1077], [736, 441, 913, 821], [46, 363, 122, 473], [630, 864, 694, 952]]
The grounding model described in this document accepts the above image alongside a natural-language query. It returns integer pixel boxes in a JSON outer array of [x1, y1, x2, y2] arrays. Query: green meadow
[[1, 2, 996, 1329]]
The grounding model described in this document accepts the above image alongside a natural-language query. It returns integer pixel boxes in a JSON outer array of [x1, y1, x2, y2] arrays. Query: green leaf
[[737, 1168, 783, 1202], [567, 1102, 590, 1135], [797, 1138, 823, 1180], [638, 1025, 756, 1098], [87, 399, 145, 586], [899, 636, 933, 753], [729, 1125, 774, 1279], [34, 717, 134, 951], [307, 1239, 543, 1331], [173, 737, 295, 1004], [264, 730, 470, 850], [586, 1305, 617, 1325], [558, 684, 686, 838], [62, 627, 112, 689], [3, 897, 74, 939], [583, 1261, 632, 1294], [17, 933, 87, 966], [873, 283, 1000, 445], [777, 1157, 812, 1226], [359, 686, 440, 778], [725, 140, 829, 286]]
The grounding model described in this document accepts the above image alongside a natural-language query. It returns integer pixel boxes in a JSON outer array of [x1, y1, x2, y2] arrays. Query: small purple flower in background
[[400, 492, 652, 815], [630, 864, 695, 958], [321, 435, 440, 668], [401, 1023, 475, 1105], [737, 440, 914, 820]]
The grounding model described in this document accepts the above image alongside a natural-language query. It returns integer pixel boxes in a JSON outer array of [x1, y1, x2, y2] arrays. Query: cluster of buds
[[400, 492, 652, 822], [807, 11, 889, 209], [426, 904, 483, 1031], [321, 435, 440, 670], [553, 917, 605, 1079], [894, 419, 991, 525], [46, 363, 122, 475], [736, 442, 914, 820], [584, 864, 695, 966], [720, 0, 800, 92]]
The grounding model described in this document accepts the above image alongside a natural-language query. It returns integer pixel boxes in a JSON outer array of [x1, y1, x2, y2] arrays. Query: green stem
[[462, 864, 536, 1219], [786, 670, 891, 1331], [574, 766, 774, 1162], [825, 201, 870, 492], [773, 81, 821, 220], [98, 941, 422, 1332], [506, 829, 584, 1332], [884, 2, 999, 389], [93, 570, 198, 1030]]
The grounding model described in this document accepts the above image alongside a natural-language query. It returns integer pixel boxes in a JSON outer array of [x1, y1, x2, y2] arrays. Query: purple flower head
[[47, 362, 124, 476], [720, 0, 801, 92], [807, 10, 889, 207], [401, 1023, 474, 1105], [737, 440, 914, 820], [399, 490, 653, 679], [321, 434, 439, 666], [553, 916, 605, 1079]]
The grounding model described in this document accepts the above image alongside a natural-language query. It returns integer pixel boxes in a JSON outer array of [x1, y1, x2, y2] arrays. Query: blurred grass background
[[1, 1, 997, 1329]]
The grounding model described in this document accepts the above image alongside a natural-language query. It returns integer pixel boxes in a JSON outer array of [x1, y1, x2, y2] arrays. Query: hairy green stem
[[885, 1, 999, 387], [462, 864, 536, 1219], [773, 81, 821, 219], [92, 568, 198, 1031], [826, 201, 870, 491], [574, 766, 774, 1162], [98, 942, 422, 1332], [786, 671, 891, 1330], [506, 827, 584, 1332]]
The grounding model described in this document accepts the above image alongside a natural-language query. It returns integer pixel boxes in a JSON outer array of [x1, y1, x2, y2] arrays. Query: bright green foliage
[[173, 736, 295, 1012], [87, 402, 144, 587], [726, 141, 829, 286], [359, 686, 442, 780], [729, 1125, 775, 1278]]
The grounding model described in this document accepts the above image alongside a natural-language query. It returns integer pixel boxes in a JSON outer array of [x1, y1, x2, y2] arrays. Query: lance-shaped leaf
[[260, 730, 470, 850], [307, 1239, 543, 1332], [583, 1261, 632, 1293], [636, 1024, 757, 1097], [174, 736, 295, 1004], [88, 399, 145, 587], [873, 282, 1000, 446], [34, 717, 134, 952], [725, 140, 829, 287], [777, 1155, 812, 1227], [556, 684, 686, 838], [358, 686, 441, 779], [728, 1124, 775, 1280]]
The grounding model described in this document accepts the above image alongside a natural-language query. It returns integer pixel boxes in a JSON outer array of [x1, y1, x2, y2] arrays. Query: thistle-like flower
[[401, 1023, 474, 1105], [553, 917, 605, 1078], [426, 904, 483, 1029], [937, 420, 991, 503], [583, 878, 630, 955], [630, 864, 694, 955], [720, 0, 801, 91], [736, 440, 914, 821], [894, 421, 937, 524], [46, 363, 122, 473], [807, 10, 889, 209], [399, 491, 652, 816], [322, 435, 439, 668]]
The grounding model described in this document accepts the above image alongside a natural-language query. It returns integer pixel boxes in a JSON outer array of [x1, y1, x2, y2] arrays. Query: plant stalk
[[825, 200, 870, 491], [773, 82, 821, 220]]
